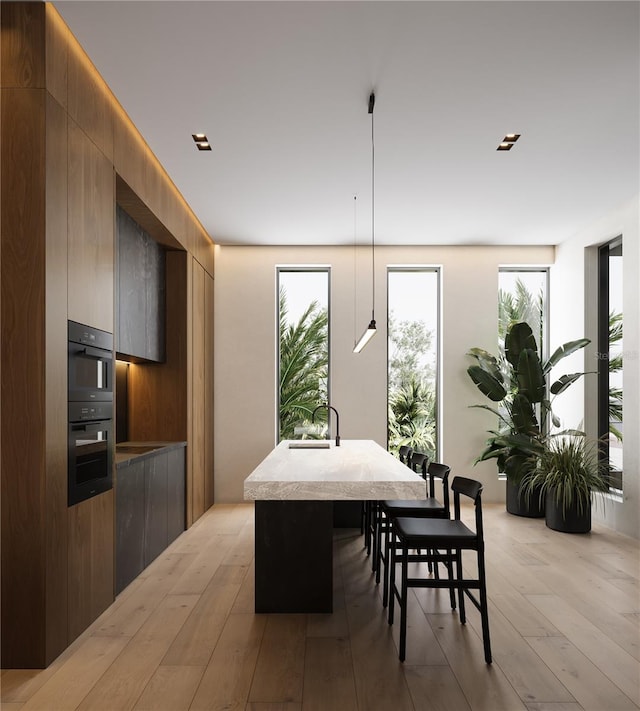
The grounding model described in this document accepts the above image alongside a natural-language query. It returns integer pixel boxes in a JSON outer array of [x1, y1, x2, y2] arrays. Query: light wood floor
[[2, 503, 639, 711]]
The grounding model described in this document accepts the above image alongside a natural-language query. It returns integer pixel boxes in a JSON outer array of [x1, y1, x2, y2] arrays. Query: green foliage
[[522, 436, 610, 519], [608, 310, 623, 442], [278, 288, 328, 441], [388, 315, 434, 391], [467, 321, 590, 482], [388, 376, 436, 460], [498, 278, 543, 353], [388, 316, 437, 459]]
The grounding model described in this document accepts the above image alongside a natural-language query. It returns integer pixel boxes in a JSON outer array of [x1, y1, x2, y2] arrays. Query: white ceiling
[[55, 1, 639, 247]]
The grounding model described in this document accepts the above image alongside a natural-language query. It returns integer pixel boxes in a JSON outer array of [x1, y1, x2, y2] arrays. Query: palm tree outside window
[[387, 268, 440, 461], [277, 268, 330, 443]]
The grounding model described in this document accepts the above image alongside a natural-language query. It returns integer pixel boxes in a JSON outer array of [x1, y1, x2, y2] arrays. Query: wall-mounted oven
[[68, 402, 113, 506], [68, 320, 113, 402], [68, 322, 114, 507]]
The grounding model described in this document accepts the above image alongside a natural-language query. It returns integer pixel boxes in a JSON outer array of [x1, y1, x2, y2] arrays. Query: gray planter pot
[[545, 490, 591, 533], [506, 477, 545, 518]]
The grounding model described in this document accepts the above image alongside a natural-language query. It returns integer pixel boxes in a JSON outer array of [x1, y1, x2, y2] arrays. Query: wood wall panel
[[67, 491, 114, 643], [128, 251, 188, 442], [1, 86, 47, 668], [45, 93, 69, 664], [116, 177, 181, 251], [191, 259, 206, 522], [44, 3, 67, 109], [114, 113, 148, 206], [67, 36, 113, 162], [0, 2, 45, 88], [205, 270, 215, 509], [67, 119, 114, 332]]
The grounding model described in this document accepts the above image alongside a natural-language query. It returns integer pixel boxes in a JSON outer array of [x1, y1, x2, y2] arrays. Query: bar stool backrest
[[428, 462, 451, 514], [410, 452, 428, 476], [451, 475, 484, 540], [398, 446, 413, 466]]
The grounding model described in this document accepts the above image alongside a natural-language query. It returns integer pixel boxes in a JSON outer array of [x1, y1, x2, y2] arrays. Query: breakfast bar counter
[[244, 439, 425, 613]]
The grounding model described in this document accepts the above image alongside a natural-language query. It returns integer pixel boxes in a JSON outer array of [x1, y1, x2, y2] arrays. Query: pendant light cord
[[370, 93, 375, 322]]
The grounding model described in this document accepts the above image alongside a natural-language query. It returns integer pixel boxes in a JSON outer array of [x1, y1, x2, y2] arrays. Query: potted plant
[[522, 435, 610, 533], [466, 321, 589, 517]]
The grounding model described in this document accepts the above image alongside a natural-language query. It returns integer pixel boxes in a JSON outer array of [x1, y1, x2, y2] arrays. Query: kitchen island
[[244, 439, 426, 613]]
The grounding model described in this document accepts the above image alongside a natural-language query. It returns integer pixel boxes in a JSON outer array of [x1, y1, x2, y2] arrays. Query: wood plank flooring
[[2, 503, 639, 711]]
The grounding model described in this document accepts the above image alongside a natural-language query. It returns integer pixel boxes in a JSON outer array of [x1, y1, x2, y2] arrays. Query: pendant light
[[354, 92, 377, 354]]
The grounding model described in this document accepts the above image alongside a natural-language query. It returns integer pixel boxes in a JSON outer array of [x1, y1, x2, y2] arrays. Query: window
[[277, 268, 330, 443], [498, 268, 548, 359], [598, 238, 623, 491], [387, 268, 440, 461]]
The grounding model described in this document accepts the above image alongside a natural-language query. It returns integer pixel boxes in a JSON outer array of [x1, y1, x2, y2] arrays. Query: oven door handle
[[79, 346, 113, 361], [70, 422, 108, 433]]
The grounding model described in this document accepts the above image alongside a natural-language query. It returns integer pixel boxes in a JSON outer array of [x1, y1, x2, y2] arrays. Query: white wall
[[214, 244, 554, 504], [551, 195, 639, 539]]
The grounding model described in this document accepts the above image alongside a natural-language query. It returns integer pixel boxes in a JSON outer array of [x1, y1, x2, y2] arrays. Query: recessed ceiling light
[[196, 142, 212, 151], [192, 133, 207, 142], [497, 133, 520, 151]]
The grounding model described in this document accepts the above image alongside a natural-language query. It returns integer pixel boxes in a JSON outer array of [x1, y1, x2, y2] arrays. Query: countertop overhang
[[244, 439, 426, 501], [115, 440, 186, 467]]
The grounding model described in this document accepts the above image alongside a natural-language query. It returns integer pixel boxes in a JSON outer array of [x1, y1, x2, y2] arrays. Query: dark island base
[[255, 500, 334, 613]]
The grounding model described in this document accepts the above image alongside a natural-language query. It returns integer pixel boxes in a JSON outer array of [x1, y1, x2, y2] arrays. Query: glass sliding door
[[277, 269, 330, 443], [387, 268, 439, 461]]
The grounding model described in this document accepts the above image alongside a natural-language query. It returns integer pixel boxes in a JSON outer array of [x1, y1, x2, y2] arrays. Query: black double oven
[[68, 321, 114, 506]]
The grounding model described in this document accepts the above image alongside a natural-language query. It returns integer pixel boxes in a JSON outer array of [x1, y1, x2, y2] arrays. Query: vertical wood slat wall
[[1, 3, 214, 668]]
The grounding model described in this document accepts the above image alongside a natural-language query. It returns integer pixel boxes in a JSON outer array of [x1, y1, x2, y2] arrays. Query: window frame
[[597, 237, 623, 492], [275, 266, 331, 445], [386, 265, 442, 462]]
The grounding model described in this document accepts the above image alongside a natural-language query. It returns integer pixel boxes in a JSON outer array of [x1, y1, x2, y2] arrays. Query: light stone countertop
[[244, 439, 426, 501]]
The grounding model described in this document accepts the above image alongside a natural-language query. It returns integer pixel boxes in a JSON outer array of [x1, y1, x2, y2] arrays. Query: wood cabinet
[[67, 491, 114, 642], [116, 204, 166, 362], [190, 259, 214, 524], [67, 119, 114, 333], [116, 446, 185, 594]]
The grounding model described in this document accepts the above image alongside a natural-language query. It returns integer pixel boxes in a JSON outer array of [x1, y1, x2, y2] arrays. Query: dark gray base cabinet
[[116, 447, 185, 594]]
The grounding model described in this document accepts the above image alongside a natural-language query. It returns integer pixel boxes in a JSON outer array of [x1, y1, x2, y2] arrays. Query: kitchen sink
[[288, 441, 331, 449]]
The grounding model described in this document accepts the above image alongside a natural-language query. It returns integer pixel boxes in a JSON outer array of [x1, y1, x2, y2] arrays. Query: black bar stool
[[387, 476, 492, 664], [376, 459, 451, 606]]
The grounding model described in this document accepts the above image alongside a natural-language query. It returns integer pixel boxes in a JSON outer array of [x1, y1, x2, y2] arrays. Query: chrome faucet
[[311, 404, 340, 447]]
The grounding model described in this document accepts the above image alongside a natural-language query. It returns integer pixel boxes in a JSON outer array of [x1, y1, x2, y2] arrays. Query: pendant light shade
[[354, 319, 376, 353], [354, 91, 377, 354]]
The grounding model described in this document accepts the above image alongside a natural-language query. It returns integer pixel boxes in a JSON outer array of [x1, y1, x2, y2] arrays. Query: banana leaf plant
[[466, 322, 590, 482]]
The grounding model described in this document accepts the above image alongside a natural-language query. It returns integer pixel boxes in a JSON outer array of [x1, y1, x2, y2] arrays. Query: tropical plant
[[608, 310, 623, 441], [388, 314, 434, 391], [466, 321, 590, 482], [521, 435, 610, 519], [388, 376, 436, 459], [278, 288, 328, 440], [498, 277, 544, 354]]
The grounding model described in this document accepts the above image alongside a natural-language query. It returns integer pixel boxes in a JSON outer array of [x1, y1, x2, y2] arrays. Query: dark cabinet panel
[[144, 454, 168, 566], [116, 446, 185, 593], [167, 448, 186, 545], [146, 239, 166, 363], [115, 461, 144, 594], [117, 207, 146, 359], [116, 204, 165, 362]]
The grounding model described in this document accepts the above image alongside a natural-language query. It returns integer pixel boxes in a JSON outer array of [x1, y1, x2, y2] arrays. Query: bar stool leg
[[399, 542, 409, 662]]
